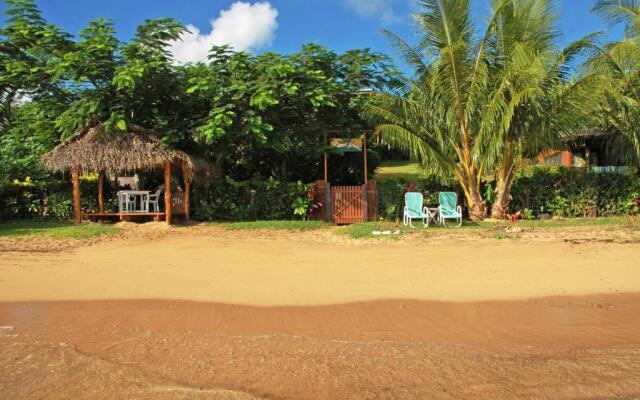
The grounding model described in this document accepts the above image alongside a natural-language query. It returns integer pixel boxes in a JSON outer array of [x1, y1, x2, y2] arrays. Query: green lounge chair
[[403, 192, 432, 228], [438, 192, 463, 227]]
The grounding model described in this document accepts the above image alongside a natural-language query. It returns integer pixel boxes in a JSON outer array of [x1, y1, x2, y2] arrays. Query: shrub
[[510, 167, 640, 217], [375, 167, 640, 219], [193, 177, 315, 221]]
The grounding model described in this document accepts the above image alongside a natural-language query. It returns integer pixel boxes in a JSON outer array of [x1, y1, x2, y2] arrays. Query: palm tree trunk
[[459, 168, 487, 222], [467, 184, 487, 222], [491, 155, 515, 220]]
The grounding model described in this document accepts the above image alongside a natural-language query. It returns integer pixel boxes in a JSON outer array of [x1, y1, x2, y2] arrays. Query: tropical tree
[[487, 1, 602, 219], [590, 0, 640, 164], [185, 44, 398, 182], [1, 0, 398, 187], [365, 0, 494, 220], [365, 0, 600, 220]]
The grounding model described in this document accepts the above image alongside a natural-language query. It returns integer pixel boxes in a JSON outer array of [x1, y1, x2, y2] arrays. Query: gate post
[[326, 183, 332, 222], [314, 180, 330, 222], [361, 184, 368, 223], [367, 180, 378, 222]]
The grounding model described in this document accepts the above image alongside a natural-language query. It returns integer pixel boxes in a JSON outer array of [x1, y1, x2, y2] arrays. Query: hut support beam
[[97, 172, 104, 214], [72, 167, 81, 224], [164, 162, 172, 225]]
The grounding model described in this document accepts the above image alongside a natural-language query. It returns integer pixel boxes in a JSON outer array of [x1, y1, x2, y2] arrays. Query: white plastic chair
[[147, 189, 163, 212]]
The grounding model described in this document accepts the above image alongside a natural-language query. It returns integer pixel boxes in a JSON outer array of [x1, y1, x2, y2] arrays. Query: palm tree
[[488, 1, 602, 219], [589, 0, 640, 165], [365, 0, 600, 221]]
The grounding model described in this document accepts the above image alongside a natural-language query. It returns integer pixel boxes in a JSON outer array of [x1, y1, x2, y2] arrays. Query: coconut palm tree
[[365, 0, 600, 221], [488, 1, 602, 219], [589, 0, 640, 165]]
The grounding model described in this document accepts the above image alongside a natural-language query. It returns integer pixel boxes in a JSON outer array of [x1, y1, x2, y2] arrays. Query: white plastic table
[[118, 190, 151, 213]]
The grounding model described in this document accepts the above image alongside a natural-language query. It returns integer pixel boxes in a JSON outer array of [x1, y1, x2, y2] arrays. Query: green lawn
[[374, 160, 426, 183], [219, 220, 329, 231], [340, 216, 631, 239], [0, 220, 120, 240]]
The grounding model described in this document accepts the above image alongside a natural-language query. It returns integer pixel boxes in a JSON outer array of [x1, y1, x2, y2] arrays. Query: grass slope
[[374, 160, 426, 183], [341, 217, 631, 239], [0, 221, 120, 239], [219, 220, 329, 231]]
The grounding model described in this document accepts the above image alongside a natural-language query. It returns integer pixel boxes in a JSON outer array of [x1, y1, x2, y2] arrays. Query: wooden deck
[[85, 211, 184, 222], [86, 191, 187, 223]]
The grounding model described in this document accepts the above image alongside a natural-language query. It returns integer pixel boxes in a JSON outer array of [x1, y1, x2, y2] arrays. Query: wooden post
[[326, 183, 332, 223], [363, 132, 368, 185], [164, 162, 172, 225], [324, 151, 328, 182], [361, 184, 368, 223], [367, 180, 378, 222], [97, 172, 104, 214], [184, 163, 191, 221], [323, 132, 328, 183], [72, 167, 81, 224]]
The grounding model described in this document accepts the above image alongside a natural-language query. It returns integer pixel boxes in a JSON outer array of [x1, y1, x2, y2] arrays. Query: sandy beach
[[1, 226, 640, 399]]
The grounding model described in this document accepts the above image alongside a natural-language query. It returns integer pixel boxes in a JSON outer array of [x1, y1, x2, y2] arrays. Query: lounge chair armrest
[[457, 206, 462, 216]]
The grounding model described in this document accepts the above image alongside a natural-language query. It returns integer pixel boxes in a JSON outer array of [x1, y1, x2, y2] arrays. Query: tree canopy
[[0, 0, 399, 187], [365, 0, 609, 220]]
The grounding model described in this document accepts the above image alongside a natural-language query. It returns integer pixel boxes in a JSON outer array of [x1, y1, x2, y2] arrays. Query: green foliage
[[185, 44, 394, 183], [589, 1, 640, 165], [364, 0, 603, 220], [1, 0, 394, 195], [375, 167, 640, 220], [0, 102, 55, 185], [0, 177, 104, 221], [194, 177, 316, 221], [47, 192, 73, 220], [510, 167, 640, 217]]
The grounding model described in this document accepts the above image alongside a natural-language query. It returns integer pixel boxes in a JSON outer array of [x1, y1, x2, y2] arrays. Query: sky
[[0, 0, 625, 65]]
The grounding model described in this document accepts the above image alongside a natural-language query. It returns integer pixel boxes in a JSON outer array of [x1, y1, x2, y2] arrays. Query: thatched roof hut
[[42, 122, 212, 179], [42, 122, 213, 224]]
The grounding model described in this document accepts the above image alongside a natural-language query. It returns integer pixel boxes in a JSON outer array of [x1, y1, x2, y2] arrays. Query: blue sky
[[0, 0, 624, 64]]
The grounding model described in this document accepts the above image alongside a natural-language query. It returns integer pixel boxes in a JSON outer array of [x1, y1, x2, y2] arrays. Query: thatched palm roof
[[42, 122, 213, 180]]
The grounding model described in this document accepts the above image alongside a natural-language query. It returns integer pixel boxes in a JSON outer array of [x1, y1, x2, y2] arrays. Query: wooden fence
[[171, 191, 185, 215], [314, 180, 378, 224]]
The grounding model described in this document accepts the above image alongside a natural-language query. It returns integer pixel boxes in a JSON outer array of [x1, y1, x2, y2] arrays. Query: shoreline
[[3, 293, 640, 347]]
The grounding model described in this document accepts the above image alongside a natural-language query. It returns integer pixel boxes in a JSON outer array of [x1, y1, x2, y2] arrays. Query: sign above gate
[[329, 138, 363, 153]]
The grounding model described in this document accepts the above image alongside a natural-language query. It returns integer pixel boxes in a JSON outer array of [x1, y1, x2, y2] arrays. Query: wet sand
[[1, 229, 640, 399], [2, 296, 640, 399]]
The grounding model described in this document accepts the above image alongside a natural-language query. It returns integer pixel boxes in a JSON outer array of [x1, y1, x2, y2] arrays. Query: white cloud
[[344, 0, 402, 24], [169, 2, 278, 64]]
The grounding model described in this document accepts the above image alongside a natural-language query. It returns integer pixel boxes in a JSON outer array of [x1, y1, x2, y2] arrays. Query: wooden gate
[[332, 185, 366, 224]]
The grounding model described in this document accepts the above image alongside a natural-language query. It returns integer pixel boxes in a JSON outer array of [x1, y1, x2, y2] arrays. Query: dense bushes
[[509, 167, 640, 217], [4, 167, 639, 222], [0, 173, 316, 222], [377, 167, 640, 220], [193, 177, 316, 221], [0, 179, 100, 221]]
